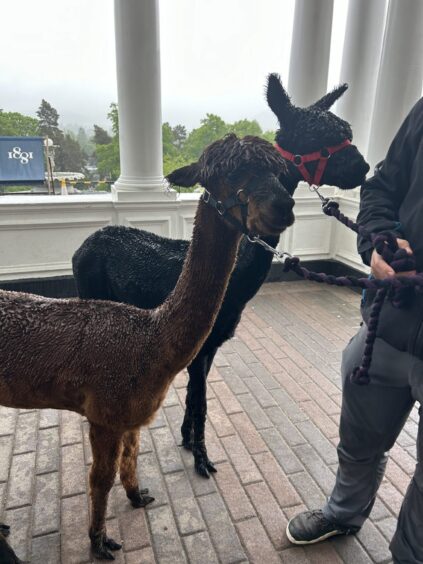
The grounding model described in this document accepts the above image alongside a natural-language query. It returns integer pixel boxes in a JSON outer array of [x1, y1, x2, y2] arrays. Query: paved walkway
[[0, 281, 418, 563]]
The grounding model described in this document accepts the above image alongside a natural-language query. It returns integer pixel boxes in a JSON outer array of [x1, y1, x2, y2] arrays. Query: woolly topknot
[[198, 134, 287, 184]]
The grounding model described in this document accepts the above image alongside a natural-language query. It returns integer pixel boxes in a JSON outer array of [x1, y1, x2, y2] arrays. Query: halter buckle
[[236, 189, 249, 204], [215, 201, 225, 215], [293, 155, 303, 166], [320, 148, 330, 159], [202, 189, 211, 203]]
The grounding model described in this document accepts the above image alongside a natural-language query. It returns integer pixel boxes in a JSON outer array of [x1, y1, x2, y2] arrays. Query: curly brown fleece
[[0, 134, 294, 560]]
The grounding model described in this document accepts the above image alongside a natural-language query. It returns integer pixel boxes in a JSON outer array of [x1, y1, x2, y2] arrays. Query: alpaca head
[[167, 134, 295, 237], [266, 73, 370, 191]]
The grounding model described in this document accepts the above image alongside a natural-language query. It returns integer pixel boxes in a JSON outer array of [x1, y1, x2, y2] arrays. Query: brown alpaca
[[0, 135, 294, 560]]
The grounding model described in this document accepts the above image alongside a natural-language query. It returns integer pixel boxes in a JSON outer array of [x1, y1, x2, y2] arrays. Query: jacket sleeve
[[357, 98, 423, 265]]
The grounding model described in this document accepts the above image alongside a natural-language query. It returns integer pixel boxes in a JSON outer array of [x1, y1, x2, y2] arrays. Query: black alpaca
[[0, 525, 21, 563], [72, 75, 369, 478]]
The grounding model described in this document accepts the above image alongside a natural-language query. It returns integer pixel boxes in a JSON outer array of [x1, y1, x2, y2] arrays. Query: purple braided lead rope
[[350, 288, 387, 385], [280, 196, 418, 385], [282, 257, 422, 291]]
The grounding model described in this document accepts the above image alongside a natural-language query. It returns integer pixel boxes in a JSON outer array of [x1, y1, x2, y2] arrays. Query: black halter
[[201, 176, 261, 235]]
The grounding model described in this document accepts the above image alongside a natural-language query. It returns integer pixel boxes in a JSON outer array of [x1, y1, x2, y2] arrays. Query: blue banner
[[0, 137, 45, 183]]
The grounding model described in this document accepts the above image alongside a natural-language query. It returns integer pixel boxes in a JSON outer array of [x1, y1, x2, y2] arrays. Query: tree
[[93, 103, 120, 180], [107, 103, 119, 136], [162, 122, 178, 158], [92, 125, 112, 145], [0, 110, 39, 136], [95, 139, 120, 180], [183, 114, 228, 160], [77, 127, 95, 156], [261, 130, 276, 143], [36, 99, 62, 142], [227, 119, 262, 138], [55, 132, 87, 172], [172, 124, 187, 150]]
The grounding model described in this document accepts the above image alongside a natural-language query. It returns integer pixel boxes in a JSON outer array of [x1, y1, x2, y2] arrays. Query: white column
[[367, 0, 423, 169], [336, 0, 387, 156], [288, 0, 334, 107], [113, 0, 170, 201]]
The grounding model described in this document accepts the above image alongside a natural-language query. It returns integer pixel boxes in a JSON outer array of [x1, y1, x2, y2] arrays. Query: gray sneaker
[[286, 509, 359, 545]]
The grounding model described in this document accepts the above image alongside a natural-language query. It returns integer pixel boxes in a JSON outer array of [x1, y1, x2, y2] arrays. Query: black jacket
[[358, 98, 423, 358]]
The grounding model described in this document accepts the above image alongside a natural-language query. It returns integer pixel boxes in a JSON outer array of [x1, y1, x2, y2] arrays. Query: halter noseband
[[275, 139, 351, 187], [201, 176, 261, 235]]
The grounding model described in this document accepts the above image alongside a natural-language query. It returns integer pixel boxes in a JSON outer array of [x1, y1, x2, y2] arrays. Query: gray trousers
[[322, 325, 423, 563]]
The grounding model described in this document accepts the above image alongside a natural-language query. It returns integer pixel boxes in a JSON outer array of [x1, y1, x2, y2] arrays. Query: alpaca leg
[[88, 424, 123, 560], [189, 350, 217, 478], [0, 532, 22, 563], [120, 428, 154, 508], [181, 378, 194, 448]]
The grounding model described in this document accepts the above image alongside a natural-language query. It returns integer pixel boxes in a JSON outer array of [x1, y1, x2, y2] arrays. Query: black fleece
[[357, 98, 423, 358], [358, 98, 423, 268]]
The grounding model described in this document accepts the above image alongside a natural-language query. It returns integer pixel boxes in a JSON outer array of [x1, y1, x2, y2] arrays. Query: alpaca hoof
[[90, 532, 121, 560], [0, 534, 23, 564], [128, 490, 155, 508], [104, 536, 122, 551], [0, 523, 11, 537], [195, 457, 217, 479]]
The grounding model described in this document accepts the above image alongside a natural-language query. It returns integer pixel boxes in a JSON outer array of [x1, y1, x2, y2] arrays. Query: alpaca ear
[[310, 83, 348, 111], [266, 73, 295, 125], [166, 162, 201, 187]]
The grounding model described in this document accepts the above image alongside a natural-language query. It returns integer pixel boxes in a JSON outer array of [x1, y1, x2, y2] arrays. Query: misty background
[[0, 0, 349, 134]]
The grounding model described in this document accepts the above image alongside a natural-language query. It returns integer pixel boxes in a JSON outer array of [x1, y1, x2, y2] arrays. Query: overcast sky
[[0, 0, 348, 133]]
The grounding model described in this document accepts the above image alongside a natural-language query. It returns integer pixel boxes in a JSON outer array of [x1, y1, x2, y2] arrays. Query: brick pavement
[[0, 281, 418, 563]]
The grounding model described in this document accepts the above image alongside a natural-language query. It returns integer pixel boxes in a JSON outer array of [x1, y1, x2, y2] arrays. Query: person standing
[[286, 97, 423, 563]]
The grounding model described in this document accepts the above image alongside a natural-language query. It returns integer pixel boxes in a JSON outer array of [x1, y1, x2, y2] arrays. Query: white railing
[[0, 185, 367, 282]]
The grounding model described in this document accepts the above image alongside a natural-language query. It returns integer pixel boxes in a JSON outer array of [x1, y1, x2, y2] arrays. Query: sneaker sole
[[286, 521, 346, 545]]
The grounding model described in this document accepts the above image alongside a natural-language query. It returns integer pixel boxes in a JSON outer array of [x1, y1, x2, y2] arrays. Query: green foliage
[[261, 130, 276, 143], [55, 132, 87, 172], [95, 181, 111, 192], [163, 153, 191, 177], [183, 114, 228, 161], [162, 122, 178, 158], [0, 110, 39, 136], [36, 99, 61, 142], [76, 127, 95, 156], [0, 185, 33, 194], [95, 139, 120, 180], [227, 119, 262, 137], [108, 103, 119, 136], [92, 103, 120, 180], [92, 125, 112, 145]]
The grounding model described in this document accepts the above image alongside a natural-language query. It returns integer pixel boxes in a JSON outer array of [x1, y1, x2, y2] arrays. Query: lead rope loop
[[249, 188, 419, 385]]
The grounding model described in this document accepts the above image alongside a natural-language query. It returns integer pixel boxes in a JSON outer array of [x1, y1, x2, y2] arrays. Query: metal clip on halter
[[202, 189, 211, 203], [246, 235, 292, 264], [308, 184, 329, 206]]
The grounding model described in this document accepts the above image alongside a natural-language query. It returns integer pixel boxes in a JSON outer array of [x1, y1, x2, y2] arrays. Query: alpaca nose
[[287, 197, 295, 210], [270, 197, 295, 229], [275, 196, 295, 213]]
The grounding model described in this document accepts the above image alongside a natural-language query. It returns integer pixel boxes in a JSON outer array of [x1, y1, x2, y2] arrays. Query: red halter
[[275, 139, 351, 187]]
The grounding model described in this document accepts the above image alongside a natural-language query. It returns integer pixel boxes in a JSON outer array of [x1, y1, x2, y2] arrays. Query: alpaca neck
[[224, 234, 280, 308], [154, 198, 241, 372]]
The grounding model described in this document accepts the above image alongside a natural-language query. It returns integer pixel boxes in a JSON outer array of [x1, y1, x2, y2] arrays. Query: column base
[[112, 175, 178, 202]]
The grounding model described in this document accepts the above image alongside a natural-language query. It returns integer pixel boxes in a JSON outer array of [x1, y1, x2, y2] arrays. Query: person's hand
[[371, 238, 416, 279]]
